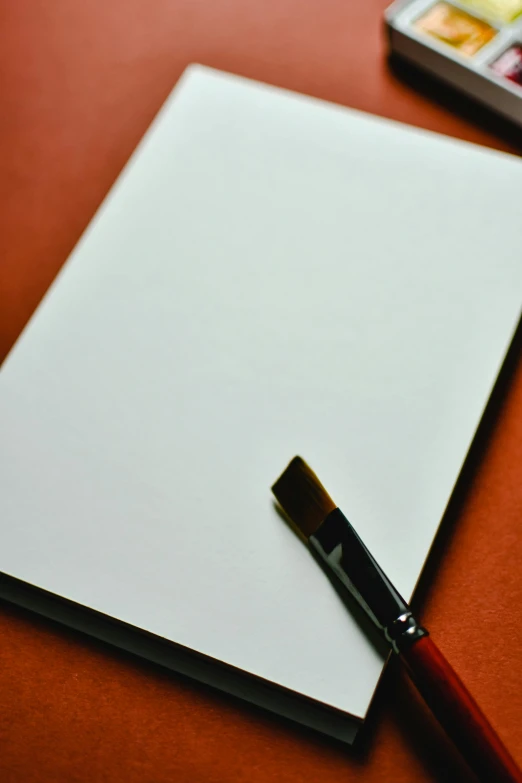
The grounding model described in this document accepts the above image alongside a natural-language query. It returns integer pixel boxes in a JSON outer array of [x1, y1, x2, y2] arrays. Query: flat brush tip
[[271, 456, 337, 539]]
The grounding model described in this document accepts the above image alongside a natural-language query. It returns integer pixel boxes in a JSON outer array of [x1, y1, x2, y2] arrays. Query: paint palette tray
[[385, 0, 522, 127]]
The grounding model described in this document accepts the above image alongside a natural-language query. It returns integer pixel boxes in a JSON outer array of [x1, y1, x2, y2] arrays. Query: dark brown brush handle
[[400, 636, 522, 783]]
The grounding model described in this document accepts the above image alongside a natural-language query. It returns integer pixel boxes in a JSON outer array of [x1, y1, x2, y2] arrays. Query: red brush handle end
[[400, 636, 522, 783]]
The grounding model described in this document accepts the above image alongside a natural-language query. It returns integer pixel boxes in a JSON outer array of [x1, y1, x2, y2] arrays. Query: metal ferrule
[[383, 611, 428, 654], [309, 508, 428, 654]]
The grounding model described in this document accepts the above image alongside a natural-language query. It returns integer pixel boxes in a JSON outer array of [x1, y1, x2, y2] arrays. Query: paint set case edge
[[386, 0, 522, 127]]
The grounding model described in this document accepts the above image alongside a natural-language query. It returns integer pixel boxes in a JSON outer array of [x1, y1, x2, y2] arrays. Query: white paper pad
[[1, 65, 521, 742]]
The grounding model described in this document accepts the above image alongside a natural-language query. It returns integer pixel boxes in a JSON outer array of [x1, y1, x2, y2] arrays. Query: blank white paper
[[1, 65, 521, 739]]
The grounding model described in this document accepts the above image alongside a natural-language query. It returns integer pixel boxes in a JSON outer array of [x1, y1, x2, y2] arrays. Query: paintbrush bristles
[[271, 456, 337, 539]]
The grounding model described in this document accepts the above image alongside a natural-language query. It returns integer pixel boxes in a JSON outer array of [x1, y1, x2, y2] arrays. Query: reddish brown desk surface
[[1, 1, 521, 781]]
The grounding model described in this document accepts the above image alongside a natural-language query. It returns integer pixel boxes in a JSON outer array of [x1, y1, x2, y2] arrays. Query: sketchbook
[[1, 65, 521, 743]]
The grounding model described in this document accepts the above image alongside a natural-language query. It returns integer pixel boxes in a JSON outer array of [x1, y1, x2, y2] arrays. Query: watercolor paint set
[[386, 0, 522, 127]]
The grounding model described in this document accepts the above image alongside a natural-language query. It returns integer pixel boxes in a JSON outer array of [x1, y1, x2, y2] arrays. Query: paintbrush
[[272, 456, 522, 783]]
